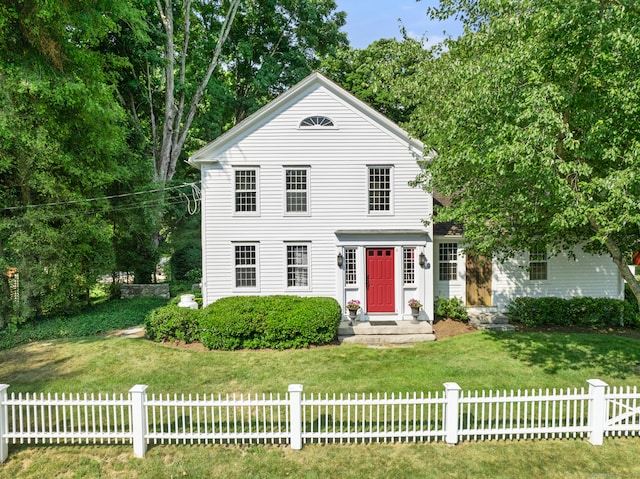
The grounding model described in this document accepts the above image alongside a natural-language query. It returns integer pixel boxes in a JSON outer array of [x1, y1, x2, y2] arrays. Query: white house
[[189, 72, 624, 324]]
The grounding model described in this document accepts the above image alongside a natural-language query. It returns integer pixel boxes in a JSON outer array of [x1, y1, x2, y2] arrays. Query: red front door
[[366, 248, 395, 312]]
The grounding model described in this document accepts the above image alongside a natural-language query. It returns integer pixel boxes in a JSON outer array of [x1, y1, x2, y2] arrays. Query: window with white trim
[[344, 248, 357, 286], [286, 244, 309, 288], [234, 168, 258, 213], [439, 243, 458, 281], [529, 248, 548, 280], [403, 247, 415, 285], [285, 168, 308, 213], [299, 116, 334, 127], [234, 244, 257, 288], [368, 166, 392, 212]]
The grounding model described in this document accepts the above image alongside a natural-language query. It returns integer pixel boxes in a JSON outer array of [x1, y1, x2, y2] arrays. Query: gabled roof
[[188, 71, 425, 167]]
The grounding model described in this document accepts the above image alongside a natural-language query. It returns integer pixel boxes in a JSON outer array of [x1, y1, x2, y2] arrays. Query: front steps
[[468, 309, 516, 331], [338, 320, 436, 345]]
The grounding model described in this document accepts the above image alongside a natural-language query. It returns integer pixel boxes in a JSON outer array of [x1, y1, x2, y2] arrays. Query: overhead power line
[[0, 182, 199, 212]]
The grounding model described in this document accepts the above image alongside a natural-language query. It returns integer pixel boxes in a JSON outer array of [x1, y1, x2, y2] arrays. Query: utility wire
[[0, 182, 199, 212]]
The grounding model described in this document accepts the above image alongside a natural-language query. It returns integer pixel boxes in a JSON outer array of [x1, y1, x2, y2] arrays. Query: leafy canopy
[[410, 0, 640, 303]]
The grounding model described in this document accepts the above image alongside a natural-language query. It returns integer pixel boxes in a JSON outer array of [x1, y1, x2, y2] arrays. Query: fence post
[[444, 382, 462, 445], [130, 385, 148, 458], [288, 384, 303, 450], [0, 384, 8, 463], [587, 379, 608, 446]]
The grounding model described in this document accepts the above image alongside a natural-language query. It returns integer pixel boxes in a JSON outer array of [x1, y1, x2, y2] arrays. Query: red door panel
[[366, 248, 395, 312]]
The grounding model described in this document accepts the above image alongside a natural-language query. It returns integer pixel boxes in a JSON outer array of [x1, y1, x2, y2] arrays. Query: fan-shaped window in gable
[[299, 116, 335, 128]]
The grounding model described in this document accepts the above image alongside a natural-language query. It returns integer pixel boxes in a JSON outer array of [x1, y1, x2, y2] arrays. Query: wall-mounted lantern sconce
[[337, 252, 344, 267], [419, 252, 426, 266]]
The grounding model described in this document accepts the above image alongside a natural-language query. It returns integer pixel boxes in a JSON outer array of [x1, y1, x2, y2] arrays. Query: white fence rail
[[1, 380, 638, 461]]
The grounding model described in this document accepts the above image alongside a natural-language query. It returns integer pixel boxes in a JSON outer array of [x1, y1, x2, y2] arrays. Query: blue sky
[[335, 0, 462, 49]]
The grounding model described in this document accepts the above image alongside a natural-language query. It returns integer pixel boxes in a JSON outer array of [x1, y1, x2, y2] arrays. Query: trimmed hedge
[[507, 296, 639, 328], [199, 295, 342, 350], [145, 304, 201, 343]]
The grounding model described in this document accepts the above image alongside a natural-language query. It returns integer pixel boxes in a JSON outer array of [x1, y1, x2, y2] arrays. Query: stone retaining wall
[[120, 284, 170, 299]]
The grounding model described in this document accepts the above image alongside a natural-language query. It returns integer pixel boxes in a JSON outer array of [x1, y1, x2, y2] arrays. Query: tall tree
[[410, 0, 640, 306], [322, 37, 430, 125], [0, 0, 142, 323]]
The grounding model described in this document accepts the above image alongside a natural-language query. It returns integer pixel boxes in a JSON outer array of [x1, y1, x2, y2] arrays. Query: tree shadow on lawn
[[484, 330, 640, 380], [0, 337, 105, 391]]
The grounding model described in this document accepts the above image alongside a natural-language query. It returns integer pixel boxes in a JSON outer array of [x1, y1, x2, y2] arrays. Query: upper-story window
[[439, 243, 458, 281], [234, 168, 258, 214], [368, 166, 392, 213], [299, 116, 334, 128], [285, 167, 309, 214], [529, 248, 548, 280]]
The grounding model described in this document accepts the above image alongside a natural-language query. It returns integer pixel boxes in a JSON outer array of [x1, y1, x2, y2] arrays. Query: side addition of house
[[189, 72, 434, 323]]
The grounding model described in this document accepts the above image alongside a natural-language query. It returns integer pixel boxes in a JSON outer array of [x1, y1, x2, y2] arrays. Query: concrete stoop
[[338, 321, 436, 345], [468, 310, 516, 332]]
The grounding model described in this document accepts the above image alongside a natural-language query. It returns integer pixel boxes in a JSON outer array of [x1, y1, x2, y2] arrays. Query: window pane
[[287, 245, 309, 287], [439, 243, 458, 281], [235, 170, 257, 212], [368, 167, 391, 211], [403, 248, 415, 285], [286, 169, 308, 213], [235, 245, 256, 287], [529, 248, 548, 280], [345, 248, 357, 285]]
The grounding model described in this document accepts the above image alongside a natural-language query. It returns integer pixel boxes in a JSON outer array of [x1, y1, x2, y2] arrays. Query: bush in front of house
[[145, 304, 201, 343], [434, 297, 469, 322], [199, 295, 342, 350], [507, 296, 639, 328]]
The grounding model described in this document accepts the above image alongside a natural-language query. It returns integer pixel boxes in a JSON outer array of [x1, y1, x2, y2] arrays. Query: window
[[235, 168, 257, 213], [439, 243, 458, 281], [285, 168, 308, 213], [529, 248, 548, 280], [234, 244, 257, 288], [403, 247, 415, 285], [287, 244, 309, 288], [368, 166, 392, 212], [299, 116, 334, 127], [345, 248, 357, 285]]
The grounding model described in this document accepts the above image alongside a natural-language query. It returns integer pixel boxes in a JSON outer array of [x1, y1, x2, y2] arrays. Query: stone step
[[473, 323, 516, 332], [338, 321, 433, 336], [339, 334, 436, 345], [468, 313, 510, 325]]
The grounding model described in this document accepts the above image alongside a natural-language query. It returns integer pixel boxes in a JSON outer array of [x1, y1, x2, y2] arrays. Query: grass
[[1, 304, 640, 477]]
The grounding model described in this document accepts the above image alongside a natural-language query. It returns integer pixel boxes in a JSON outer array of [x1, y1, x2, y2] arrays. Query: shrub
[[199, 296, 342, 350], [145, 304, 201, 343], [507, 296, 639, 328], [434, 297, 469, 322]]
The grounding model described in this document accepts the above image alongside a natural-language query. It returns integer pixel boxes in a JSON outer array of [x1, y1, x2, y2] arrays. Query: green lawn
[[1, 326, 640, 478]]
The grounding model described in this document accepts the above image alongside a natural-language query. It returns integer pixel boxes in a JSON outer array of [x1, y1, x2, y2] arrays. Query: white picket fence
[[1, 379, 639, 461]]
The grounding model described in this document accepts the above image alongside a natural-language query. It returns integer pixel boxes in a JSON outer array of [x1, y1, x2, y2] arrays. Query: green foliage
[[199, 296, 342, 350], [410, 0, 640, 304], [507, 297, 639, 328], [145, 304, 200, 343], [321, 37, 431, 125], [0, 297, 167, 351], [435, 297, 469, 323]]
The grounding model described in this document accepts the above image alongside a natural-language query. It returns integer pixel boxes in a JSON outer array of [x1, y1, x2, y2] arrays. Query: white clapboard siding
[[491, 248, 624, 310], [199, 83, 431, 305]]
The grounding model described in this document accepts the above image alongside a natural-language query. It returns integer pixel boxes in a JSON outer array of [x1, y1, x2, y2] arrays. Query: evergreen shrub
[[434, 297, 469, 322], [507, 296, 638, 328], [199, 295, 342, 350]]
